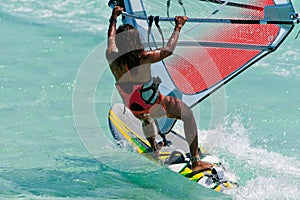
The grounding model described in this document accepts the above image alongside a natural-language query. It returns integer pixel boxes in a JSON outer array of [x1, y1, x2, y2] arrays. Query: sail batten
[[145, 41, 273, 50]]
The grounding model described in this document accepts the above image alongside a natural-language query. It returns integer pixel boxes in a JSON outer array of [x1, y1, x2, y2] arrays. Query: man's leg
[[153, 95, 212, 171], [140, 118, 164, 158], [141, 119, 156, 152]]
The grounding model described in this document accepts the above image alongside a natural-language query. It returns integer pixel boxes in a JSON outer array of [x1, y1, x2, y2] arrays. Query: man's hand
[[111, 6, 123, 19], [174, 16, 188, 29]]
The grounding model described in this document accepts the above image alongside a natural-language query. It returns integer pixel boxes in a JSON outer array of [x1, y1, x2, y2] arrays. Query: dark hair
[[115, 24, 143, 76]]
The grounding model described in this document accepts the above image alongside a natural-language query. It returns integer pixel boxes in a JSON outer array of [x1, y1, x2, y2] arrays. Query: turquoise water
[[1, 0, 300, 199]]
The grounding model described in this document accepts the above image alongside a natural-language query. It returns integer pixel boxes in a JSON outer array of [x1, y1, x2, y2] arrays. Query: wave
[[234, 176, 300, 200], [257, 32, 300, 78], [163, 112, 300, 199], [200, 115, 300, 199], [0, 0, 109, 33]]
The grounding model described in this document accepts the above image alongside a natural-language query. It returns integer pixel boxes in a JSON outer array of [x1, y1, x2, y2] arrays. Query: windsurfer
[[106, 6, 212, 171]]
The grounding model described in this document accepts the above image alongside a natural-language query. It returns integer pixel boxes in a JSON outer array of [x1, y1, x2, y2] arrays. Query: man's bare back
[[110, 62, 152, 83]]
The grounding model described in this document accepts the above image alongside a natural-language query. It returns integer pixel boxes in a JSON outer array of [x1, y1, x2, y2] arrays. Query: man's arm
[[106, 6, 123, 64], [140, 16, 188, 65]]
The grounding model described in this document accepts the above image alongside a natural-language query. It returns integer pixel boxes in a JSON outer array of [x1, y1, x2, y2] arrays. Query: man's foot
[[153, 141, 164, 158], [190, 155, 213, 172], [155, 140, 164, 151], [191, 160, 213, 172], [146, 140, 164, 159]]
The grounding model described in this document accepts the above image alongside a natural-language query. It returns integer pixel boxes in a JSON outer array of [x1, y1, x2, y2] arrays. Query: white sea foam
[[233, 176, 300, 200], [173, 115, 300, 199], [266, 47, 300, 77], [207, 115, 300, 199], [272, 65, 300, 77], [225, 118, 299, 175]]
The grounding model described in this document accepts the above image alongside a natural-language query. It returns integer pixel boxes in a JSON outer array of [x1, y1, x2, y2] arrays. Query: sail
[[110, 0, 299, 133]]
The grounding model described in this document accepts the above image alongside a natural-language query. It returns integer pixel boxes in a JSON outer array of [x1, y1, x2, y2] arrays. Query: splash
[[219, 115, 300, 177], [170, 115, 300, 198], [213, 115, 300, 199], [234, 176, 300, 200]]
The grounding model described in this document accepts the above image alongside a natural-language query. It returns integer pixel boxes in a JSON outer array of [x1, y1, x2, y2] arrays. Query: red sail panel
[[165, 48, 260, 94], [256, 0, 274, 6], [208, 24, 280, 46], [164, 0, 280, 94]]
